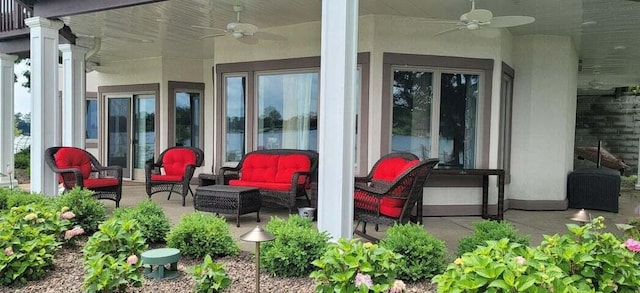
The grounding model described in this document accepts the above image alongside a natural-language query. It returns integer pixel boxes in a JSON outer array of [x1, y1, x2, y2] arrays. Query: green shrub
[[620, 175, 637, 189], [261, 215, 329, 277], [379, 223, 447, 281], [188, 254, 232, 293], [617, 216, 640, 239], [166, 212, 239, 258], [54, 187, 106, 235], [1, 189, 51, 210], [457, 220, 529, 256], [433, 217, 640, 292], [113, 199, 170, 243], [0, 204, 76, 285], [13, 147, 29, 170], [310, 238, 405, 293], [82, 218, 147, 292]]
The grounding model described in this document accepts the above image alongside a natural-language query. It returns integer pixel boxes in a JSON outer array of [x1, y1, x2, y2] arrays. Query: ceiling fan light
[[232, 31, 244, 39], [467, 23, 479, 30]]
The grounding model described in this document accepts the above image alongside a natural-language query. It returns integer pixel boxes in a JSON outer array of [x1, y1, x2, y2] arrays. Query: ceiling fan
[[193, 4, 284, 43], [432, 0, 535, 36]]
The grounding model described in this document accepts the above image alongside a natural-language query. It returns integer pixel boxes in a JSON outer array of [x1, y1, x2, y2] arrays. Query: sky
[[14, 60, 30, 115]]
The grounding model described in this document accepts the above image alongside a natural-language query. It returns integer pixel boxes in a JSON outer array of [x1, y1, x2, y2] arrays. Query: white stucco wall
[[509, 35, 578, 202]]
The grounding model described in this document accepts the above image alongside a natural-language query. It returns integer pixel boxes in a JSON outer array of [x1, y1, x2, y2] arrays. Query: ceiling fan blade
[[238, 35, 259, 45], [464, 9, 493, 22], [199, 33, 226, 39], [421, 19, 460, 25], [488, 16, 535, 28], [191, 25, 226, 31], [434, 26, 465, 36], [253, 31, 286, 41]]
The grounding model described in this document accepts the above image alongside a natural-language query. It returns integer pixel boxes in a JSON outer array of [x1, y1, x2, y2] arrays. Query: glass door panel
[[107, 97, 131, 177], [133, 95, 155, 180]]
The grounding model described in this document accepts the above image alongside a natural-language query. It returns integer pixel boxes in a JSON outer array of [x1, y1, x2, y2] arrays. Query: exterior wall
[[509, 35, 578, 206], [575, 93, 640, 175]]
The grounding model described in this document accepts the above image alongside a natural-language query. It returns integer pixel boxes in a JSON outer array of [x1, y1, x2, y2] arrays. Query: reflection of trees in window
[[175, 106, 191, 146], [392, 71, 431, 137], [143, 112, 155, 132], [227, 116, 245, 133], [440, 73, 477, 167], [259, 106, 283, 131]]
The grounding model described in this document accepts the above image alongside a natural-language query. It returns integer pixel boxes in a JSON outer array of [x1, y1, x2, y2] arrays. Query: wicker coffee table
[[194, 185, 261, 227]]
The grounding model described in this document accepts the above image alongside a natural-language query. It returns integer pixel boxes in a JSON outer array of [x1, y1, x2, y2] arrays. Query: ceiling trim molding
[[34, 0, 168, 18]]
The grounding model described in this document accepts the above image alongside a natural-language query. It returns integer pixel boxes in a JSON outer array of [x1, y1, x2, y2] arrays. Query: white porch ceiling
[[61, 0, 640, 90]]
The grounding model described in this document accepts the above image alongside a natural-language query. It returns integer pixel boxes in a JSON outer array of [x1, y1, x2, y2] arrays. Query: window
[[224, 75, 246, 161], [256, 71, 319, 150], [86, 99, 98, 140], [382, 53, 493, 169], [216, 54, 370, 174], [168, 81, 204, 148], [499, 63, 514, 181]]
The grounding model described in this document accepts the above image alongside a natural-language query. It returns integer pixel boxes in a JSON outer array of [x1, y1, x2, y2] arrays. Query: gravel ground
[[2, 242, 436, 293]]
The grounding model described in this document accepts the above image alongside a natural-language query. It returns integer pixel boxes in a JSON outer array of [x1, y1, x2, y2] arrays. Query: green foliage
[[82, 218, 147, 293], [1, 189, 51, 211], [261, 215, 329, 277], [457, 220, 529, 257], [166, 212, 239, 258], [0, 204, 73, 285], [379, 223, 447, 281], [433, 217, 640, 292], [188, 254, 232, 293], [13, 147, 30, 170], [310, 238, 403, 293], [113, 200, 170, 243], [54, 187, 106, 235], [617, 216, 640, 240], [620, 175, 637, 189]]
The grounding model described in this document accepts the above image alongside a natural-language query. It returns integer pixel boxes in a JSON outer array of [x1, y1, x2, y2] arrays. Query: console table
[[422, 168, 506, 221]]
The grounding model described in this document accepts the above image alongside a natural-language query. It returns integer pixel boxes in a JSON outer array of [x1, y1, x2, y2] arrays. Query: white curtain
[[281, 74, 313, 149]]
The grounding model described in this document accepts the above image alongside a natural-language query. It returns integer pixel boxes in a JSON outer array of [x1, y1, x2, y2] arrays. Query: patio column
[[26, 17, 64, 195], [0, 54, 18, 187], [59, 44, 88, 148], [317, 0, 359, 240]]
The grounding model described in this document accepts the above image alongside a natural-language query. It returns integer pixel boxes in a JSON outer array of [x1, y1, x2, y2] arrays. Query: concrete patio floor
[[30, 181, 640, 256]]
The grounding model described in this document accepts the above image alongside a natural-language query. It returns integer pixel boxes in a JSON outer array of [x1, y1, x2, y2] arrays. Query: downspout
[[85, 37, 101, 72]]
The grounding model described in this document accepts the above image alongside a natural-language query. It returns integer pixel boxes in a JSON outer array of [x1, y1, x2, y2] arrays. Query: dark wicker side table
[[194, 185, 261, 227]]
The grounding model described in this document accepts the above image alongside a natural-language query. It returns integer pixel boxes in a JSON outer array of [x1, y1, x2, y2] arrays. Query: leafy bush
[[188, 254, 232, 293], [82, 218, 147, 292], [113, 199, 170, 243], [433, 217, 640, 292], [54, 187, 106, 235], [261, 215, 329, 277], [620, 175, 637, 189], [379, 223, 447, 281], [0, 188, 52, 211], [0, 204, 77, 285], [13, 147, 29, 170], [310, 238, 406, 293], [457, 220, 529, 256], [166, 212, 239, 258], [617, 216, 640, 240]]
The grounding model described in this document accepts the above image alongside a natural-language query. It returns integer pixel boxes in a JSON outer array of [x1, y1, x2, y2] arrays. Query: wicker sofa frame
[[145, 146, 205, 206], [354, 156, 439, 241], [219, 149, 319, 213], [44, 146, 123, 207]]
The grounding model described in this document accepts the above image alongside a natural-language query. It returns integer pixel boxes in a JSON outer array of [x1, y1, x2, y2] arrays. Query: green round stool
[[140, 248, 181, 280]]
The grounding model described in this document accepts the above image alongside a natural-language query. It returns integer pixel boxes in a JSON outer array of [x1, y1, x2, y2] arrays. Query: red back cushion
[[372, 158, 420, 182], [162, 149, 197, 176], [240, 154, 279, 182], [275, 154, 311, 184], [54, 148, 92, 179]]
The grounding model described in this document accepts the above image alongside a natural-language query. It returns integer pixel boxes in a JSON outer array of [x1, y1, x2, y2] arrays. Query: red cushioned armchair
[[353, 152, 439, 241], [45, 146, 123, 207], [145, 146, 204, 206]]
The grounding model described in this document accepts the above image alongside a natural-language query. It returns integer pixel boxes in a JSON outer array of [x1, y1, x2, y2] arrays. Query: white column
[[26, 17, 64, 195], [317, 0, 359, 240], [59, 44, 87, 148], [0, 54, 18, 187]]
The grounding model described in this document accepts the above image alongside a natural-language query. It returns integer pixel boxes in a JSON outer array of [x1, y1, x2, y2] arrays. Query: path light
[[570, 209, 592, 225], [240, 225, 275, 293]]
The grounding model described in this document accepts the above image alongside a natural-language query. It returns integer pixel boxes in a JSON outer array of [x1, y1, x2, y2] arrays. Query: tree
[[14, 112, 30, 135]]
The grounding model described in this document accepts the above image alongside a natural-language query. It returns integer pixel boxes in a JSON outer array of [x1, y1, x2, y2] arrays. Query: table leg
[[416, 196, 423, 225], [482, 175, 489, 219], [498, 174, 505, 220]]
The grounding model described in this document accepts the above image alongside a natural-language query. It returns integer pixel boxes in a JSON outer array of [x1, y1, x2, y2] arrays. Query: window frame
[[215, 54, 370, 175], [85, 91, 98, 148], [221, 73, 248, 165], [499, 62, 515, 183], [382, 53, 493, 186], [167, 81, 205, 149]]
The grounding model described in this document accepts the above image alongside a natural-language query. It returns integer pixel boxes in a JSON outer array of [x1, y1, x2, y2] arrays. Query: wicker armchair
[[45, 146, 123, 207], [354, 155, 439, 241], [145, 146, 204, 206]]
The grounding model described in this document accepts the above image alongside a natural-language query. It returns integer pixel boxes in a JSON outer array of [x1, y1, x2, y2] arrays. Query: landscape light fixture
[[240, 225, 275, 293]]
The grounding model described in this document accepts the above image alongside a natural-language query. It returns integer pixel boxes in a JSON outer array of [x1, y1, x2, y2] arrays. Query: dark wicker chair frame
[[145, 146, 204, 206], [354, 152, 420, 185], [44, 146, 123, 207], [353, 157, 439, 242], [219, 149, 319, 213]]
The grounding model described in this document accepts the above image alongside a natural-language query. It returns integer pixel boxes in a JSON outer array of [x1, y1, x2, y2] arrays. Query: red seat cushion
[[275, 154, 311, 185], [354, 190, 404, 218], [83, 178, 120, 189], [151, 174, 183, 182], [162, 149, 197, 176], [54, 148, 92, 183], [229, 180, 291, 191]]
